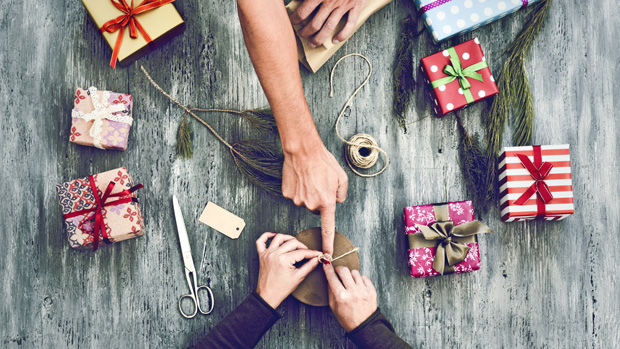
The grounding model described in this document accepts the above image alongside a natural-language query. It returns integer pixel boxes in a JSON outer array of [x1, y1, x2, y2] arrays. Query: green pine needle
[[456, 113, 490, 214], [241, 108, 277, 134], [230, 140, 284, 196], [393, 15, 417, 131], [176, 112, 194, 158]]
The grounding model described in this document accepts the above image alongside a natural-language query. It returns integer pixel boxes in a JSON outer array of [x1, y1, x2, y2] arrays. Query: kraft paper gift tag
[[292, 227, 360, 306], [285, 0, 392, 73], [199, 202, 245, 239]]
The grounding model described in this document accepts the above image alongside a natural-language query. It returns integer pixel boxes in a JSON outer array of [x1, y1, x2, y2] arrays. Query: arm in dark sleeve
[[191, 292, 281, 349], [346, 308, 413, 349]]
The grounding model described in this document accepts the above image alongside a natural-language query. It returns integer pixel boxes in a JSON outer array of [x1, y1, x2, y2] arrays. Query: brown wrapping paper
[[82, 0, 185, 66], [292, 227, 359, 307], [285, 0, 392, 73]]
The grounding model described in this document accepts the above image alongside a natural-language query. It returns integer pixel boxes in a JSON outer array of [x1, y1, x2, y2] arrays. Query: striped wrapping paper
[[498, 145, 575, 222]]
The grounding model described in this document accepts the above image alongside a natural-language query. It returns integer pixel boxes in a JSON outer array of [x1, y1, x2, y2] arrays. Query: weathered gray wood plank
[[0, 0, 618, 347]]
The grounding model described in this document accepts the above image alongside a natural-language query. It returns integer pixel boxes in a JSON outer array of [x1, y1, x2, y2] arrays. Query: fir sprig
[[393, 15, 418, 131], [456, 113, 490, 214]]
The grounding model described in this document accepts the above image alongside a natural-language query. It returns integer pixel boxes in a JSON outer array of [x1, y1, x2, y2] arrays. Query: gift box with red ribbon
[[499, 145, 575, 222], [56, 167, 145, 251], [403, 200, 493, 278], [71, 87, 133, 150], [82, 0, 185, 68], [420, 38, 498, 117]]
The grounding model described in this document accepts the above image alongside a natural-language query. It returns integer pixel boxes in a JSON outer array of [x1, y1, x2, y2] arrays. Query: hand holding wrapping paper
[[285, 0, 392, 73]]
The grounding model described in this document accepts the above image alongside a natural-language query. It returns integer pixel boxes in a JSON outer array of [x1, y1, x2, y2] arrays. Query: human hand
[[281, 143, 348, 255], [289, 0, 366, 48], [324, 263, 377, 332], [255, 232, 322, 309]]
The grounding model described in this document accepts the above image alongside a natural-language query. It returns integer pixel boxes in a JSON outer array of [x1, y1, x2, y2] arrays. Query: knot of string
[[329, 54, 389, 178], [318, 247, 359, 264]]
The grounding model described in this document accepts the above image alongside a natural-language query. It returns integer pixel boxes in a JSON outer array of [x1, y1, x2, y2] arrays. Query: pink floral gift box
[[403, 200, 493, 278], [56, 167, 144, 251], [71, 87, 133, 150]]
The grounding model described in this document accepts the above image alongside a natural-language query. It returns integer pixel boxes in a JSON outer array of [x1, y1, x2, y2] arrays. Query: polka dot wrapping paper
[[414, 0, 541, 43], [420, 38, 498, 117]]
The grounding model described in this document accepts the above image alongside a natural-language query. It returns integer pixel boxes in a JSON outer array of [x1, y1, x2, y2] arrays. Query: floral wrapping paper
[[421, 38, 498, 117], [71, 87, 133, 150], [56, 167, 144, 250], [404, 200, 481, 277]]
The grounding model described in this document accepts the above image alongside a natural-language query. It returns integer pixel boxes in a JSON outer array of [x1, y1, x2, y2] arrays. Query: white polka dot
[[421, 65, 425, 72], [498, 1, 507, 10], [462, 52, 470, 60], [458, 88, 464, 95], [438, 85, 446, 92], [426, 17, 432, 26], [474, 37, 480, 44], [478, 90, 486, 97], [512, 0, 521, 4], [457, 19, 466, 28], [425, 79, 430, 84], [490, 75, 495, 82], [446, 103, 454, 111], [432, 31, 438, 40], [471, 13, 479, 22], [484, 7, 493, 16], [464, 0, 473, 8], [443, 25, 452, 34], [434, 99, 438, 106], [482, 56, 486, 61], [434, 107, 438, 114], [478, 0, 486, 2], [431, 65, 438, 72], [451, 5, 459, 14], [442, 50, 450, 57], [437, 11, 446, 20]]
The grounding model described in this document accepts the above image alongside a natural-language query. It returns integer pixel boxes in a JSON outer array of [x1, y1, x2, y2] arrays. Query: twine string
[[318, 247, 359, 264], [329, 54, 389, 178]]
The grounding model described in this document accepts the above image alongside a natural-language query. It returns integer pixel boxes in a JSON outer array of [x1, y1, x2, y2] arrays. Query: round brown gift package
[[292, 227, 360, 306]]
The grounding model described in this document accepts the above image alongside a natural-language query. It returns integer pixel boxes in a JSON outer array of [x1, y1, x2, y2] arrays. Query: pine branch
[[456, 113, 490, 214], [393, 15, 417, 131], [240, 108, 277, 134], [176, 112, 194, 158], [230, 140, 284, 196]]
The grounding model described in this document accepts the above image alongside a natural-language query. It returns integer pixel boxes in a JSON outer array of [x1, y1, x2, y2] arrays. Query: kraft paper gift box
[[403, 200, 493, 278], [420, 38, 498, 117], [498, 144, 575, 222], [285, 0, 392, 73], [414, 0, 542, 43], [56, 167, 145, 251], [82, 0, 185, 68], [71, 87, 134, 150]]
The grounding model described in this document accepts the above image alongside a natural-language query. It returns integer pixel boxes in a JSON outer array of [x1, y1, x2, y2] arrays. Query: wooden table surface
[[1, 0, 618, 348]]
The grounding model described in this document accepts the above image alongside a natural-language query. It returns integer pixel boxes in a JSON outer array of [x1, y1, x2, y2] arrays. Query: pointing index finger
[[320, 204, 336, 255]]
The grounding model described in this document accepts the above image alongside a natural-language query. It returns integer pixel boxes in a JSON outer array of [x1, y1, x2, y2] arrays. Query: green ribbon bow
[[430, 47, 489, 104]]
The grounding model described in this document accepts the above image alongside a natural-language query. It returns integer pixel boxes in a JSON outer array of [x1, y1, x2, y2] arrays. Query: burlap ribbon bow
[[408, 204, 493, 275]]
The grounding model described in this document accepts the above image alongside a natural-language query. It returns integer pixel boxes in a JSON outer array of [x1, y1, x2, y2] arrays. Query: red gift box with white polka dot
[[420, 38, 498, 117]]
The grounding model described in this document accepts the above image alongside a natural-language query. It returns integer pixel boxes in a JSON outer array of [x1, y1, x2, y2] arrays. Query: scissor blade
[[173, 195, 196, 272]]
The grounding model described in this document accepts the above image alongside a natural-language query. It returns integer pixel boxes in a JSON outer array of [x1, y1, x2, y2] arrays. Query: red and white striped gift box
[[498, 145, 574, 222]]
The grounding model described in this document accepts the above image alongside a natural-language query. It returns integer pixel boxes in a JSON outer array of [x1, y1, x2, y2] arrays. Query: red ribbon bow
[[64, 176, 144, 251], [513, 145, 554, 218], [99, 0, 176, 68]]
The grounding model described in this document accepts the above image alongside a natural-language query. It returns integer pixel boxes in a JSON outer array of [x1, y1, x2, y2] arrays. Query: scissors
[[173, 195, 215, 318]]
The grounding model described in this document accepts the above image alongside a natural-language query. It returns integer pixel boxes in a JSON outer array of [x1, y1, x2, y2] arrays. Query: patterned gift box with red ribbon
[[82, 0, 184, 68], [420, 38, 498, 117], [56, 167, 145, 251], [498, 145, 575, 222], [71, 87, 133, 150], [404, 200, 493, 278]]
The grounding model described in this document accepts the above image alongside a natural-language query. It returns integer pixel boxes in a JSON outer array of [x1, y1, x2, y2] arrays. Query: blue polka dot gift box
[[414, 0, 541, 43], [421, 38, 498, 117]]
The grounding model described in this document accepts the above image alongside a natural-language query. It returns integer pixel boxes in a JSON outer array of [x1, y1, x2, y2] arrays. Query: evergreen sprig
[[176, 111, 194, 158], [393, 15, 418, 131], [456, 113, 490, 214], [230, 140, 284, 196]]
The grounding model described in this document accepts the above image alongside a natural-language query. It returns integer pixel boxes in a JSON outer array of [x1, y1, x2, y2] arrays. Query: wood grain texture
[[1, 0, 618, 347]]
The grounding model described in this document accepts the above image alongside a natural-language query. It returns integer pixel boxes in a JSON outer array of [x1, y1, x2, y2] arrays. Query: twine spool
[[330, 54, 389, 178]]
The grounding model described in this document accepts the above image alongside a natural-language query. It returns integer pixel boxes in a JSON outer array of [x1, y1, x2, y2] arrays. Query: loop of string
[[318, 247, 359, 264], [330, 53, 389, 178]]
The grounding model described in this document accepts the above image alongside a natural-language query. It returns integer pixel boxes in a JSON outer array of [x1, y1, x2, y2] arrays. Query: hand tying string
[[318, 247, 359, 265]]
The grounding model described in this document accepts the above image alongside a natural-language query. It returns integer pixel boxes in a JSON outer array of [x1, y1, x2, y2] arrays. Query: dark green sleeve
[[191, 292, 281, 349], [346, 308, 413, 349]]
